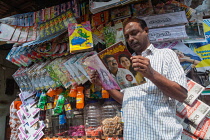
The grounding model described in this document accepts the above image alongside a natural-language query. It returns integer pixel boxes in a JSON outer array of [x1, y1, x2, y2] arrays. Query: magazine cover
[[154, 40, 202, 74], [84, 54, 120, 90], [187, 19, 210, 87], [110, 5, 131, 21], [97, 41, 146, 89], [68, 21, 93, 53]]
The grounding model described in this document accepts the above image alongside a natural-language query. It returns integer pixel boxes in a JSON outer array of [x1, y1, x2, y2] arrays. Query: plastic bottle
[[84, 100, 102, 137], [53, 93, 65, 114], [69, 86, 77, 97], [101, 98, 122, 137], [64, 98, 72, 119], [68, 109, 85, 137], [76, 86, 84, 109], [52, 115, 59, 136], [102, 89, 109, 98], [46, 96, 54, 116], [58, 113, 67, 136], [44, 115, 53, 137], [37, 92, 47, 109], [39, 109, 46, 121]]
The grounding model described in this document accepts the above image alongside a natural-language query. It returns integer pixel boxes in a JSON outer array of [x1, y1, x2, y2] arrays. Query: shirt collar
[[132, 44, 155, 56]]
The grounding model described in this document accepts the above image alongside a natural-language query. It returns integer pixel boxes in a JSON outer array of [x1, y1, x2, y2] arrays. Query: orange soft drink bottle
[[102, 89, 109, 98], [76, 86, 84, 109], [69, 86, 77, 97]]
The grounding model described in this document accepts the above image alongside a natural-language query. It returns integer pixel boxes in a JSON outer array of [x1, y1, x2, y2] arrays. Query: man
[[103, 54, 138, 89], [91, 18, 188, 140]]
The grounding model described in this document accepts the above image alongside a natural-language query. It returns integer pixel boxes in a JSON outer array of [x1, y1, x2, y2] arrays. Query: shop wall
[[0, 49, 18, 140]]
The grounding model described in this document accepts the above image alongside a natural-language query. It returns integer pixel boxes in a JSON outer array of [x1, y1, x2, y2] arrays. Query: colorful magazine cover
[[110, 5, 131, 21], [11, 26, 22, 42], [153, 40, 202, 74], [84, 54, 120, 90], [68, 21, 93, 53], [18, 26, 29, 43], [97, 41, 146, 89], [0, 23, 16, 41], [91, 11, 109, 27], [132, 0, 154, 17], [187, 19, 210, 87]]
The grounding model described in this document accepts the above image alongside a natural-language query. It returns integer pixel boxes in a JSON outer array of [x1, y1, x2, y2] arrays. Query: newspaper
[[142, 11, 188, 29], [184, 79, 205, 105], [176, 99, 210, 125], [89, 0, 138, 14], [182, 117, 210, 139], [182, 130, 199, 140], [183, 13, 206, 43], [176, 113, 185, 124], [148, 25, 188, 43]]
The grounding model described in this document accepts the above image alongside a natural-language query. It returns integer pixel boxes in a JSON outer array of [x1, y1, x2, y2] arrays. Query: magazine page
[[84, 54, 120, 90], [182, 130, 199, 140], [183, 14, 206, 43], [97, 41, 146, 89], [176, 99, 210, 125], [132, 0, 154, 18], [182, 117, 210, 140], [148, 25, 188, 43], [0, 23, 16, 41], [154, 40, 202, 74], [182, 130, 198, 140], [187, 19, 210, 87], [184, 79, 205, 105], [142, 11, 188, 29], [68, 21, 93, 53]]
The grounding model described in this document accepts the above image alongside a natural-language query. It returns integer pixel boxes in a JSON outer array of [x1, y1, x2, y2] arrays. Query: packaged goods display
[[3, 0, 210, 140]]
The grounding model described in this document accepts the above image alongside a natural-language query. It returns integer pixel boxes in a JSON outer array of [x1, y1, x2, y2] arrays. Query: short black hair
[[118, 54, 131, 63], [103, 55, 115, 65], [123, 17, 147, 31]]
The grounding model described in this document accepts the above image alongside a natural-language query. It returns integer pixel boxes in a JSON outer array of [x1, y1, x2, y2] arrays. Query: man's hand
[[131, 55, 155, 79], [90, 70, 102, 86]]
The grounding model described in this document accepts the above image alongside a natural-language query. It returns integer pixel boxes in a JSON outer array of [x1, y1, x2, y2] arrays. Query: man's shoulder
[[153, 47, 176, 55]]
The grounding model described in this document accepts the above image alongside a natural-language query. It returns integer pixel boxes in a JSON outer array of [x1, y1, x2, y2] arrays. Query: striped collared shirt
[[122, 44, 187, 140]]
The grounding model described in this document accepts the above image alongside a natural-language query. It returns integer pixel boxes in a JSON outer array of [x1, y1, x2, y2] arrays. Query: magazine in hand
[[97, 41, 146, 89]]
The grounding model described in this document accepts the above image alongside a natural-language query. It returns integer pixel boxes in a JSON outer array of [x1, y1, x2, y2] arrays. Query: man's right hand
[[90, 70, 102, 87]]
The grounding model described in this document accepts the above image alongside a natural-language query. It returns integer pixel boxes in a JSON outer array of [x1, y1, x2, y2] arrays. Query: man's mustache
[[112, 63, 117, 65]]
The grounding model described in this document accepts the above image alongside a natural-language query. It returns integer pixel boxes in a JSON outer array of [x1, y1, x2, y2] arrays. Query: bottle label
[[86, 138, 93, 140], [94, 138, 101, 140], [67, 138, 76, 140], [47, 103, 53, 109], [115, 137, 123, 140], [105, 137, 114, 140], [77, 138, 84, 140], [76, 98, 83, 103], [64, 103, 72, 111]]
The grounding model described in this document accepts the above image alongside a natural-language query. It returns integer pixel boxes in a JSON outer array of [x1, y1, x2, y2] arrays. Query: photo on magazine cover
[[97, 41, 146, 89]]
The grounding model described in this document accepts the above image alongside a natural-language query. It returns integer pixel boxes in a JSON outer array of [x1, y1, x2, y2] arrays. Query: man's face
[[124, 22, 149, 54], [106, 57, 118, 72]]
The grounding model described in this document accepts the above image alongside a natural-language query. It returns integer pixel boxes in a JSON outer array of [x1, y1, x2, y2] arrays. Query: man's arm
[[90, 70, 124, 104], [131, 55, 187, 102], [106, 89, 123, 104], [149, 70, 187, 102]]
